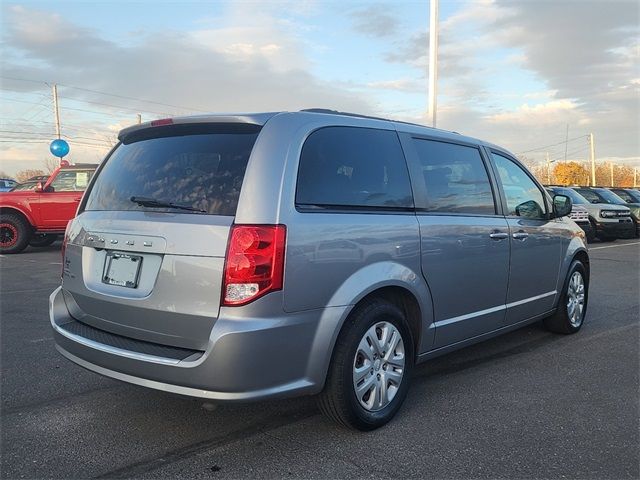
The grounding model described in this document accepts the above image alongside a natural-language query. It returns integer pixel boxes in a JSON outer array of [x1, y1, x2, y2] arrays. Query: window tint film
[[412, 139, 495, 215], [574, 188, 605, 204], [50, 170, 95, 192], [85, 125, 260, 216], [613, 189, 640, 203], [592, 188, 625, 205], [296, 127, 413, 209], [491, 153, 546, 219], [552, 187, 588, 205]]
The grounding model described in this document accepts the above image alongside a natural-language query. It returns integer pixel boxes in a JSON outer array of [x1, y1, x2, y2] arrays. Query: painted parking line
[[590, 241, 640, 251]]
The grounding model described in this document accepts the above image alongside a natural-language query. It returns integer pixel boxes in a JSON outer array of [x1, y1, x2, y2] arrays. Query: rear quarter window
[[296, 126, 413, 209], [85, 124, 260, 216]]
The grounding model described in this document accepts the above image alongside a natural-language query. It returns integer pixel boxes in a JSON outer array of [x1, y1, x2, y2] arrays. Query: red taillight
[[222, 224, 286, 306], [151, 118, 173, 126]]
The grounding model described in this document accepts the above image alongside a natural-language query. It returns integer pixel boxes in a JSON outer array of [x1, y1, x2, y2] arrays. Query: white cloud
[[485, 100, 581, 125], [1, 4, 377, 175]]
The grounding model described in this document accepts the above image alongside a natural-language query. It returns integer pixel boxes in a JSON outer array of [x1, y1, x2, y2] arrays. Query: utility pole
[[52, 84, 61, 139], [635, 167, 638, 188], [428, 0, 439, 128], [610, 162, 614, 187], [546, 152, 551, 184], [137, 113, 142, 125], [589, 133, 596, 186], [564, 124, 569, 162]]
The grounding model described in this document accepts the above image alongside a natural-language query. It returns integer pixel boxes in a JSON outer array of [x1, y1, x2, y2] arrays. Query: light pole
[[589, 133, 596, 186], [428, 0, 439, 128]]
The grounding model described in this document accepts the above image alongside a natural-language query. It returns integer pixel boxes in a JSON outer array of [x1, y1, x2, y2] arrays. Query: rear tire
[[318, 298, 414, 430], [29, 233, 58, 247], [0, 213, 31, 254], [544, 260, 588, 334]]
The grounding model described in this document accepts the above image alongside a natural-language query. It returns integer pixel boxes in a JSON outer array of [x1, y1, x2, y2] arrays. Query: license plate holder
[[102, 252, 143, 288]]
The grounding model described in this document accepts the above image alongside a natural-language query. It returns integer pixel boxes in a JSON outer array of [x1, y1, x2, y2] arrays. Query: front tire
[[318, 298, 414, 430], [544, 260, 588, 334], [0, 213, 31, 254]]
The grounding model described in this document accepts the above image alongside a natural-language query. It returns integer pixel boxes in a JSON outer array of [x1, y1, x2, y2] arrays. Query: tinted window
[[50, 170, 95, 192], [574, 188, 605, 204], [492, 153, 546, 218], [296, 127, 413, 209], [592, 188, 625, 205], [412, 139, 495, 214], [85, 125, 260, 216], [613, 189, 640, 203], [551, 187, 589, 205]]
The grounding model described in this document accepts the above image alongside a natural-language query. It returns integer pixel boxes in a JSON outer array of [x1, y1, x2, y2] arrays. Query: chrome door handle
[[489, 232, 508, 240], [512, 232, 529, 240]]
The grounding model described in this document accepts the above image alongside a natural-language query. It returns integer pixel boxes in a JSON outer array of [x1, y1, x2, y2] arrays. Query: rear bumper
[[50, 287, 348, 401]]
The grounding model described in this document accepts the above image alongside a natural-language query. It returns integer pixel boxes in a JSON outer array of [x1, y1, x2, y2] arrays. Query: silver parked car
[[51, 110, 589, 430]]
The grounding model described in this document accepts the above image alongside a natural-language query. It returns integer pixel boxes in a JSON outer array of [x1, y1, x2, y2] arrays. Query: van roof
[[117, 109, 507, 153]]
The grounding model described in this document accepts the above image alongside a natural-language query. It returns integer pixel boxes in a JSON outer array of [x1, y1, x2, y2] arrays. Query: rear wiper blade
[[129, 196, 206, 213]]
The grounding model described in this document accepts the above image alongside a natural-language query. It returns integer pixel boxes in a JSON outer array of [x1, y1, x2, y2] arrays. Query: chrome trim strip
[[55, 323, 181, 365], [506, 290, 557, 308], [434, 290, 557, 327], [434, 304, 505, 328]]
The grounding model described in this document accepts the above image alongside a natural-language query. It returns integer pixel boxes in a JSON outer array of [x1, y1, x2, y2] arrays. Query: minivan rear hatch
[[62, 121, 262, 351]]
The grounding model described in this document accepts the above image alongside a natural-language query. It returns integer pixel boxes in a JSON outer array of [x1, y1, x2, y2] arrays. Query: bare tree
[[43, 157, 59, 174]]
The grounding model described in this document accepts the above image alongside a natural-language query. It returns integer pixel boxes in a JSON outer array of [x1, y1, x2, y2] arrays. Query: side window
[[412, 139, 496, 215], [491, 153, 546, 219], [296, 127, 413, 209], [50, 170, 94, 192]]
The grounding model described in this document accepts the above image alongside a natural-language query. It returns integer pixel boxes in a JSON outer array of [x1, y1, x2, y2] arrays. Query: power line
[[517, 135, 590, 155], [548, 146, 590, 162], [0, 129, 113, 147], [0, 75, 209, 113], [57, 94, 174, 117]]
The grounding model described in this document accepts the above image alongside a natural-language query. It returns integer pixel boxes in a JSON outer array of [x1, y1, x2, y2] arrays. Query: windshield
[[593, 188, 626, 205], [574, 188, 608, 204], [614, 189, 640, 203], [85, 124, 260, 216], [552, 187, 588, 205], [10, 182, 37, 191]]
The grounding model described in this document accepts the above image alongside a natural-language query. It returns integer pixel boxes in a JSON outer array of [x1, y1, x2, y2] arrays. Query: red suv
[[0, 163, 97, 253]]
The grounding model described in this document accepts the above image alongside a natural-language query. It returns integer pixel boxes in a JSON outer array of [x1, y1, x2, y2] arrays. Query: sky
[[1, 0, 638, 177]]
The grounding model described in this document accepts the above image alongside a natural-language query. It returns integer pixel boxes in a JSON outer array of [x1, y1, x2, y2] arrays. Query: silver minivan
[[50, 110, 589, 430]]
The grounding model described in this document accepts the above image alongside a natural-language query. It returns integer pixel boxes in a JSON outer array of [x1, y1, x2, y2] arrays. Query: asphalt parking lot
[[1, 239, 638, 479]]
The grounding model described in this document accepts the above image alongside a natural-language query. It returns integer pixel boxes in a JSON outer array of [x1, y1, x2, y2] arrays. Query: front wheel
[[0, 213, 31, 254], [29, 233, 59, 247], [318, 299, 414, 430], [544, 260, 588, 334]]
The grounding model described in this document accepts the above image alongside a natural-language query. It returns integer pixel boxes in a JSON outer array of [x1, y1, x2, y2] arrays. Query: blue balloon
[[50, 139, 70, 158]]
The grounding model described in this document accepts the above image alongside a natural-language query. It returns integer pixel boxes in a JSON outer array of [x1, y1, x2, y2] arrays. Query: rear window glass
[[296, 127, 413, 209], [85, 124, 260, 216]]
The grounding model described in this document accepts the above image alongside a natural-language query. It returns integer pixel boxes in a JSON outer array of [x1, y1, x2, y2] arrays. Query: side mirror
[[553, 194, 572, 218]]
